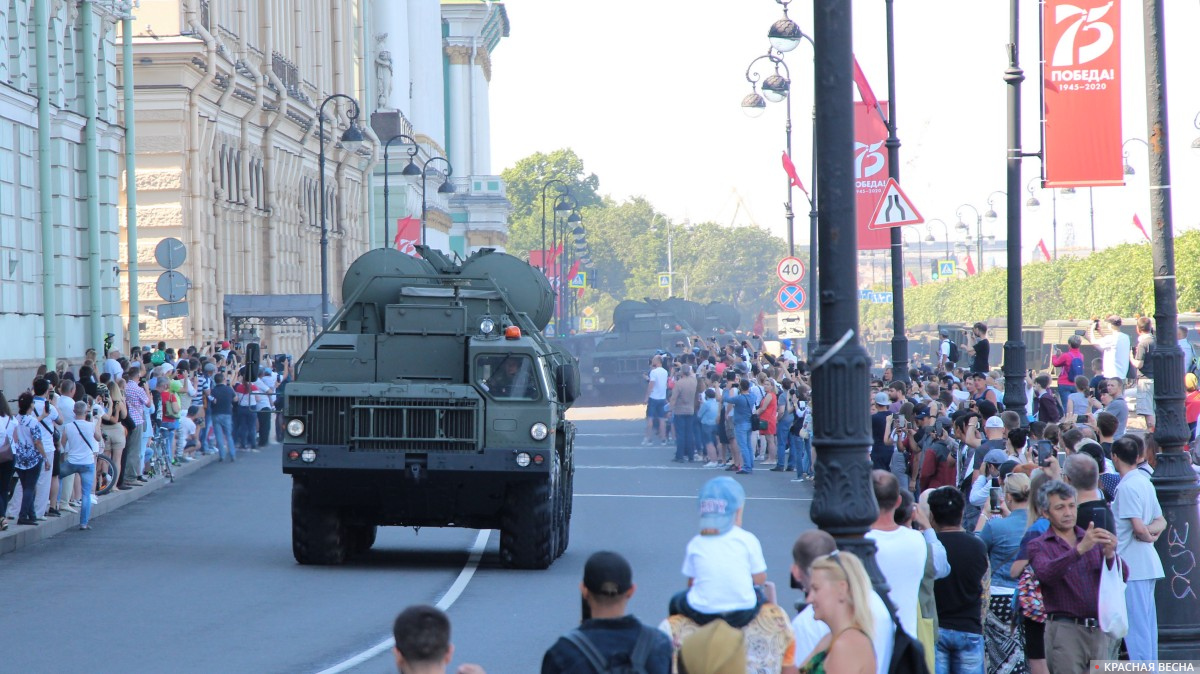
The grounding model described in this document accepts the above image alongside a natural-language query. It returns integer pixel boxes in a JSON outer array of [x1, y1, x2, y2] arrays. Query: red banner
[[394, 216, 421, 256], [855, 101, 891, 250], [1043, 0, 1124, 187]]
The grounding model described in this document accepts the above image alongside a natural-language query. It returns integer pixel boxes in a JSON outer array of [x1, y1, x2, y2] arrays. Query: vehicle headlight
[[530, 422, 549, 440], [515, 452, 532, 467], [300, 449, 317, 463], [480, 317, 495, 335], [593, 366, 600, 373], [286, 419, 306, 437]]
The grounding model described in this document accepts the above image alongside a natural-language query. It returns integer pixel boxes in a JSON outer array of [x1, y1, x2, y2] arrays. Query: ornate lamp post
[[954, 203, 983, 272], [539, 179, 572, 275], [317, 94, 365, 326], [382, 133, 420, 249], [925, 218, 951, 258], [418, 156, 455, 246]]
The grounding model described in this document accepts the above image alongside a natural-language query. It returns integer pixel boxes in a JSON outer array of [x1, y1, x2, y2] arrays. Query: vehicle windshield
[[476, 354, 540, 400]]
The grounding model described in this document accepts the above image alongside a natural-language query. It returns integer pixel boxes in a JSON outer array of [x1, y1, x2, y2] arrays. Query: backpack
[[887, 607, 931, 674], [946, 340, 961, 364], [563, 625, 656, 674], [1067, 355, 1085, 381], [0, 417, 13, 463]]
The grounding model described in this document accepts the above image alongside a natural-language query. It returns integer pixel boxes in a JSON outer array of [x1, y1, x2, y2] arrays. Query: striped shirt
[[125, 379, 150, 427]]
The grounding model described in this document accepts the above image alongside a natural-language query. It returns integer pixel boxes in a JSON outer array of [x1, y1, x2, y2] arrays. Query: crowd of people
[[0, 340, 292, 531], [619, 317, 1190, 673]]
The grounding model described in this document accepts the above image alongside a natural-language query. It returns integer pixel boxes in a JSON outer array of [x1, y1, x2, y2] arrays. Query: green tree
[[501, 149, 602, 256]]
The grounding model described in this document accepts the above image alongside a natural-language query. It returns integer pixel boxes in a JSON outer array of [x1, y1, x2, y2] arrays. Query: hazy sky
[[488, 0, 1200, 265]]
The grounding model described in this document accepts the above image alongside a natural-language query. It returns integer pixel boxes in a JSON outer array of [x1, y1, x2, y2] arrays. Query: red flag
[[1037, 238, 1051, 261], [907, 270, 918, 287], [393, 216, 421, 256], [781, 151, 810, 197], [1132, 214, 1151, 241], [964, 254, 976, 276], [852, 55, 887, 125]]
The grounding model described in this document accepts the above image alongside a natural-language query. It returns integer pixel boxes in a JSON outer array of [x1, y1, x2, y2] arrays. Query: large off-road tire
[[500, 455, 558, 570], [291, 482, 348, 565], [346, 525, 378, 555], [555, 473, 570, 558]]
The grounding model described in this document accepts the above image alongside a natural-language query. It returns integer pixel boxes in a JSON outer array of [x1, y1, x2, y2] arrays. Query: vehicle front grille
[[288, 396, 480, 451]]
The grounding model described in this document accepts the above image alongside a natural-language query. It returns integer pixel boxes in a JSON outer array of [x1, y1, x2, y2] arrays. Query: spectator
[[643, 355, 669, 446], [0, 394, 16, 530], [208, 373, 237, 462], [1009, 472, 1053, 674], [1128, 316, 1156, 433], [884, 402, 919, 492], [771, 378, 795, 473], [1032, 375, 1062, 424], [255, 364, 278, 448], [669, 364, 700, 463], [156, 377, 181, 465], [121, 365, 151, 489], [1180, 327, 1197, 374], [676, 620, 745, 674], [1111, 436, 1166, 663], [1094, 411, 1118, 460], [1089, 316, 1131, 383], [865, 469, 931, 639], [897, 489, 942, 671], [917, 418, 959, 491], [1062, 453, 1113, 535], [10, 392, 47, 526], [1099, 378, 1128, 440], [196, 362, 217, 456], [233, 369, 259, 452], [59, 400, 102, 530], [928, 486, 989, 674], [1026, 480, 1126, 674], [697, 388, 721, 467], [966, 448, 1010, 532], [967, 322, 990, 374], [103, 349, 125, 380], [670, 477, 766, 626], [754, 372, 779, 466], [870, 392, 892, 471], [794, 551, 877, 674], [792, 385, 813, 481], [789, 530, 893, 674], [1076, 441, 1117, 502], [1087, 358, 1106, 396], [180, 405, 200, 459], [1187, 374, 1200, 439], [541, 551, 670, 674], [975, 472, 1032, 672], [1050, 336, 1085, 410], [391, 605, 485, 674], [723, 380, 755, 475], [1064, 376, 1091, 424]]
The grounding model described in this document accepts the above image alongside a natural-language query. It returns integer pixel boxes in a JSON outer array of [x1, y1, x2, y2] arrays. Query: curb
[[0, 452, 220, 557]]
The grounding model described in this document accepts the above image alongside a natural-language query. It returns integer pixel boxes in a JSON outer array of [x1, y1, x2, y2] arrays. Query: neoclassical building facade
[[0, 0, 126, 392]]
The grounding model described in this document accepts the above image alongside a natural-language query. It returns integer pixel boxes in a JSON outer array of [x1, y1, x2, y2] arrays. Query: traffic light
[[930, 260, 941, 280]]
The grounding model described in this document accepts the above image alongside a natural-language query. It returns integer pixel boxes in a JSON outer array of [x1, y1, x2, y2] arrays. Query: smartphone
[[989, 486, 1003, 513], [1076, 415, 1088, 423]]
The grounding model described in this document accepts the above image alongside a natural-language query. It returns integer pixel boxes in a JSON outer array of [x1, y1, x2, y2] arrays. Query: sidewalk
[[0, 453, 219, 557]]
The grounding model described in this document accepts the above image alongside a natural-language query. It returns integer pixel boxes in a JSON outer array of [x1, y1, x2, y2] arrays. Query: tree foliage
[[861, 230, 1200, 326], [502, 149, 789, 328]]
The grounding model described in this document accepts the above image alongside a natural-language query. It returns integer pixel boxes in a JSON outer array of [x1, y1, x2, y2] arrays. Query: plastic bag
[[1098, 555, 1128, 639]]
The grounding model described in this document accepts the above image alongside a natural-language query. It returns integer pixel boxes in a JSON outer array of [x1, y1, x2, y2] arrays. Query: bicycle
[[145, 426, 175, 483], [94, 454, 117, 495]]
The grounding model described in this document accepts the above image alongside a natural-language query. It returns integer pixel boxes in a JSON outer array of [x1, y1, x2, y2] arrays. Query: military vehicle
[[282, 246, 579, 569], [581, 299, 741, 403]]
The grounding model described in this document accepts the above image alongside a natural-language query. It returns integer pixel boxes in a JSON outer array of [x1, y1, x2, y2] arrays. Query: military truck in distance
[[282, 246, 579, 569]]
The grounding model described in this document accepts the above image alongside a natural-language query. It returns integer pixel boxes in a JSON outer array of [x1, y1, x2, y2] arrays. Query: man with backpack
[[1050, 335, 1086, 410], [541, 551, 671, 673], [938, 331, 960, 371], [1032, 375, 1063, 424]]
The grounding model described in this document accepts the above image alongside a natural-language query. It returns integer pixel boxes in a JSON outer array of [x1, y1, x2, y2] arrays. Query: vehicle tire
[[500, 457, 557, 570], [346, 524, 378, 555], [555, 470, 570, 558], [291, 482, 347, 565]]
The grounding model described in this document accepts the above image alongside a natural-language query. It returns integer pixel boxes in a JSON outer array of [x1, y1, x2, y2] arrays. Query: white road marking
[[576, 465, 781, 471], [574, 493, 811, 502], [314, 529, 491, 674]]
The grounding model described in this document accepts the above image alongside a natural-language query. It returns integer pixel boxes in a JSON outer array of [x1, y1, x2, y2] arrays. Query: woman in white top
[[0, 393, 16, 530]]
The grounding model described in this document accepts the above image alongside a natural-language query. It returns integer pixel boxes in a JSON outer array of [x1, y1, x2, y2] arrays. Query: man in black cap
[[541, 551, 672, 673]]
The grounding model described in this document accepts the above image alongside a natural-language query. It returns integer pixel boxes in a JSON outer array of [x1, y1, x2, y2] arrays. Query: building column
[[445, 44, 471, 177]]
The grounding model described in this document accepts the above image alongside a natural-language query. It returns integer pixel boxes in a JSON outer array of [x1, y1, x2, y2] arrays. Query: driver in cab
[[483, 357, 536, 399]]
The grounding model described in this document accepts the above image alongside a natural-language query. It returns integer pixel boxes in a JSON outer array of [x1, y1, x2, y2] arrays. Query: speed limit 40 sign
[[777, 256, 806, 285]]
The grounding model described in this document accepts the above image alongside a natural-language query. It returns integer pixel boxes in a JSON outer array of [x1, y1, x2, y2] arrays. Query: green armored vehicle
[[282, 246, 579, 569]]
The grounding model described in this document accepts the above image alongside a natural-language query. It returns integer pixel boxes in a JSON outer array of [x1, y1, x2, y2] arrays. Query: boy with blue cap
[[668, 477, 768, 628]]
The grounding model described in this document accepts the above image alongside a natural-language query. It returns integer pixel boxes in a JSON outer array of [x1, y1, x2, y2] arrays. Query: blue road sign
[[777, 284, 806, 312], [938, 260, 956, 277]]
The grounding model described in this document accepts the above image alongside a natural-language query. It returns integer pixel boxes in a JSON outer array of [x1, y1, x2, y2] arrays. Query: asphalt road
[[4, 414, 815, 674]]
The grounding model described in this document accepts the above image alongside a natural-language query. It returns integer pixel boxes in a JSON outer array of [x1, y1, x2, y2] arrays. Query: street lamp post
[[317, 93, 365, 326], [955, 204, 983, 272], [881, 0, 910, 384], [926, 218, 951, 258], [419, 156, 455, 247], [983, 191, 1006, 222], [810, 0, 894, 611], [1143, 0, 1200, 657], [539, 179, 572, 275], [382, 133, 420, 249], [1002, 0, 1029, 427], [744, 50, 795, 256]]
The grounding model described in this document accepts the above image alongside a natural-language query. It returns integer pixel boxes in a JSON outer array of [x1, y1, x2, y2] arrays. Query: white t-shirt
[[682, 526, 768, 613], [179, 416, 197, 442], [792, 590, 894, 674], [865, 526, 928, 638], [63, 419, 98, 465], [1114, 469, 1165, 581], [55, 395, 76, 423], [104, 358, 124, 380], [648, 366, 669, 400], [1098, 331, 1132, 379]]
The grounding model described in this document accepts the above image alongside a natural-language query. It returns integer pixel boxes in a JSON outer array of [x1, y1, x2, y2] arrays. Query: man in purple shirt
[[120, 365, 151, 489], [1027, 479, 1128, 674]]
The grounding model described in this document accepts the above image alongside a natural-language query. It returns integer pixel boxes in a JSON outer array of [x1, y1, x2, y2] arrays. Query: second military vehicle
[[282, 246, 579, 569]]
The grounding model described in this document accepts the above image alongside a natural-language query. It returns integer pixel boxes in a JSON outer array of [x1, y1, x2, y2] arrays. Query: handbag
[[1098, 554, 1129, 639], [887, 606, 931, 674], [0, 418, 13, 462], [1015, 565, 1045, 622]]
